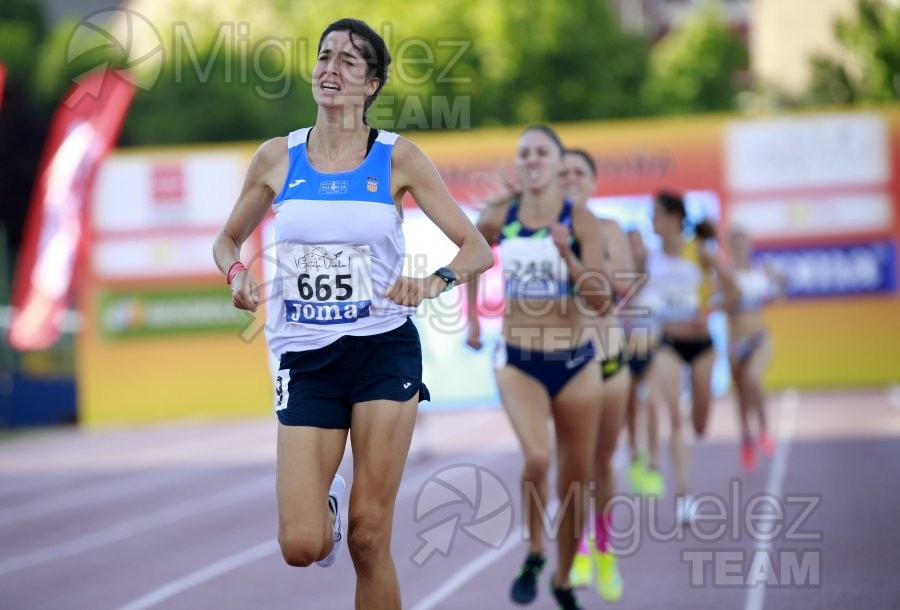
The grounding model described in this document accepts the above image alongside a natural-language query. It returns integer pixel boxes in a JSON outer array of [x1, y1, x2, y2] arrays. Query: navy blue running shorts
[[627, 349, 655, 379], [495, 339, 596, 398], [273, 317, 430, 428]]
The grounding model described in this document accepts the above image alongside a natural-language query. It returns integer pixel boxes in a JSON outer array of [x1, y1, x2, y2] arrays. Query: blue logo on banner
[[753, 240, 897, 298], [284, 300, 371, 324]]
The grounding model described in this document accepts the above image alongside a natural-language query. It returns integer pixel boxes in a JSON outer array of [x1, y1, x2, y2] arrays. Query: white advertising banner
[[730, 193, 893, 239], [726, 113, 889, 192], [93, 150, 247, 232], [93, 234, 222, 279]]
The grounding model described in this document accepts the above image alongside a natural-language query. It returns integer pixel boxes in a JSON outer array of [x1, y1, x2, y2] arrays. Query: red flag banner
[[8, 70, 135, 350]]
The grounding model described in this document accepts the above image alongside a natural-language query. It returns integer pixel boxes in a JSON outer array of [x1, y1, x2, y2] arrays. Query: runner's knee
[[523, 450, 551, 482], [347, 511, 390, 566], [279, 524, 327, 567]]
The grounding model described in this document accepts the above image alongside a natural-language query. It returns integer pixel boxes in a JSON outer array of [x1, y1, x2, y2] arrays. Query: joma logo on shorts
[[285, 300, 371, 325]]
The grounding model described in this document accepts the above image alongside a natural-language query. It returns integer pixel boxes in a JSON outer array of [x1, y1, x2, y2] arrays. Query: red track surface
[[1, 390, 898, 609]]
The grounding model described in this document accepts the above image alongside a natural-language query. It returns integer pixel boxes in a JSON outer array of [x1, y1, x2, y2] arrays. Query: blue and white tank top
[[265, 128, 412, 357], [497, 200, 580, 300]]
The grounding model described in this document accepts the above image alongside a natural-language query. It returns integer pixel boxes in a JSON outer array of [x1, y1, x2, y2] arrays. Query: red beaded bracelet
[[226, 262, 247, 285]]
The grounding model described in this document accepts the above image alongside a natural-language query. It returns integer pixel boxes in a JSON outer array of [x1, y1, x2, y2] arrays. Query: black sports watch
[[432, 267, 457, 293]]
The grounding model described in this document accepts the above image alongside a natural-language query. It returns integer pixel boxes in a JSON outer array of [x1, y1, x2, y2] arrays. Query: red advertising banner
[[8, 70, 135, 350]]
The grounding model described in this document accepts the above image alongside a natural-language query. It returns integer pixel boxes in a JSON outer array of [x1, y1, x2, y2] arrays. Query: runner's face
[[313, 31, 377, 111], [561, 154, 594, 204], [515, 130, 562, 193], [652, 200, 680, 238]]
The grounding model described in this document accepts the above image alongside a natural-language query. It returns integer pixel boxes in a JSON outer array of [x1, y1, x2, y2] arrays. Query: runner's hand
[[386, 275, 443, 307], [466, 320, 483, 351], [550, 222, 573, 255], [232, 270, 260, 312]]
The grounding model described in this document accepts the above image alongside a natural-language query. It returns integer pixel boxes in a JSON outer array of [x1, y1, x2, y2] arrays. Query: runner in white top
[[212, 18, 491, 608], [647, 193, 737, 525], [725, 227, 786, 471]]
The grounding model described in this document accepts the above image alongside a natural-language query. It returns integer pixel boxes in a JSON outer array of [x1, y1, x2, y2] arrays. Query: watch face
[[435, 268, 456, 292], [437, 268, 455, 281]]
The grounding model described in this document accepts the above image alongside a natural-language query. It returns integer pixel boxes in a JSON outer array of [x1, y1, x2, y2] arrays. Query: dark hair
[[318, 19, 391, 123], [564, 148, 597, 177], [693, 219, 717, 240], [522, 125, 564, 154], [655, 190, 686, 220]]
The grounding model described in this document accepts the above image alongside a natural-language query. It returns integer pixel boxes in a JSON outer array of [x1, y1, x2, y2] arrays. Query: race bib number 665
[[278, 243, 373, 325]]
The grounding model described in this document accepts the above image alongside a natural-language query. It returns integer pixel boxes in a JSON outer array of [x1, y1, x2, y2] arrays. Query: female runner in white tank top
[[213, 18, 491, 608], [725, 228, 785, 471], [647, 193, 736, 524]]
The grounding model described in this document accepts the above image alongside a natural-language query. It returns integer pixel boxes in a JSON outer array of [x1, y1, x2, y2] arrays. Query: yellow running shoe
[[628, 459, 646, 494], [642, 468, 665, 499], [569, 548, 593, 588], [594, 550, 623, 602]]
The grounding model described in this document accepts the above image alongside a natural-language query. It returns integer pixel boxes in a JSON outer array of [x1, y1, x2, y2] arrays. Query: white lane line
[[116, 540, 280, 610], [408, 431, 631, 610], [409, 500, 560, 610], [744, 389, 800, 610], [112, 451, 513, 610], [0, 469, 203, 528], [0, 476, 271, 577]]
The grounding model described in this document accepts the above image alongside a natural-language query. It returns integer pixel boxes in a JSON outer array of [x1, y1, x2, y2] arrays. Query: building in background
[[610, 0, 751, 39], [608, 0, 872, 99], [751, 0, 858, 95]]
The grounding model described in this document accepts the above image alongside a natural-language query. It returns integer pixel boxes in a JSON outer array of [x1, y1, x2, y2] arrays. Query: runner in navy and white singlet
[[562, 149, 630, 603], [466, 126, 612, 610], [621, 228, 666, 499], [213, 18, 491, 609]]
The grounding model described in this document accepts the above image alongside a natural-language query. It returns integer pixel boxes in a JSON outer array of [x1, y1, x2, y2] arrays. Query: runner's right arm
[[213, 137, 287, 312]]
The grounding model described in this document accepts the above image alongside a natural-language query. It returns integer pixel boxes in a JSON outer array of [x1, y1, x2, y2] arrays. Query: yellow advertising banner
[[78, 110, 900, 426]]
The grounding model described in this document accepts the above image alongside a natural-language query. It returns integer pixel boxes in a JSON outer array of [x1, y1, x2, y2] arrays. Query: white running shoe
[[316, 474, 346, 567], [676, 494, 696, 526]]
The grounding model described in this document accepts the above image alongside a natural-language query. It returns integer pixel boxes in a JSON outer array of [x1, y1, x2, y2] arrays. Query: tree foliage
[[0, 0, 45, 90], [807, 0, 900, 105], [0, 0, 51, 253], [641, 3, 748, 115], [3, 0, 654, 144]]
